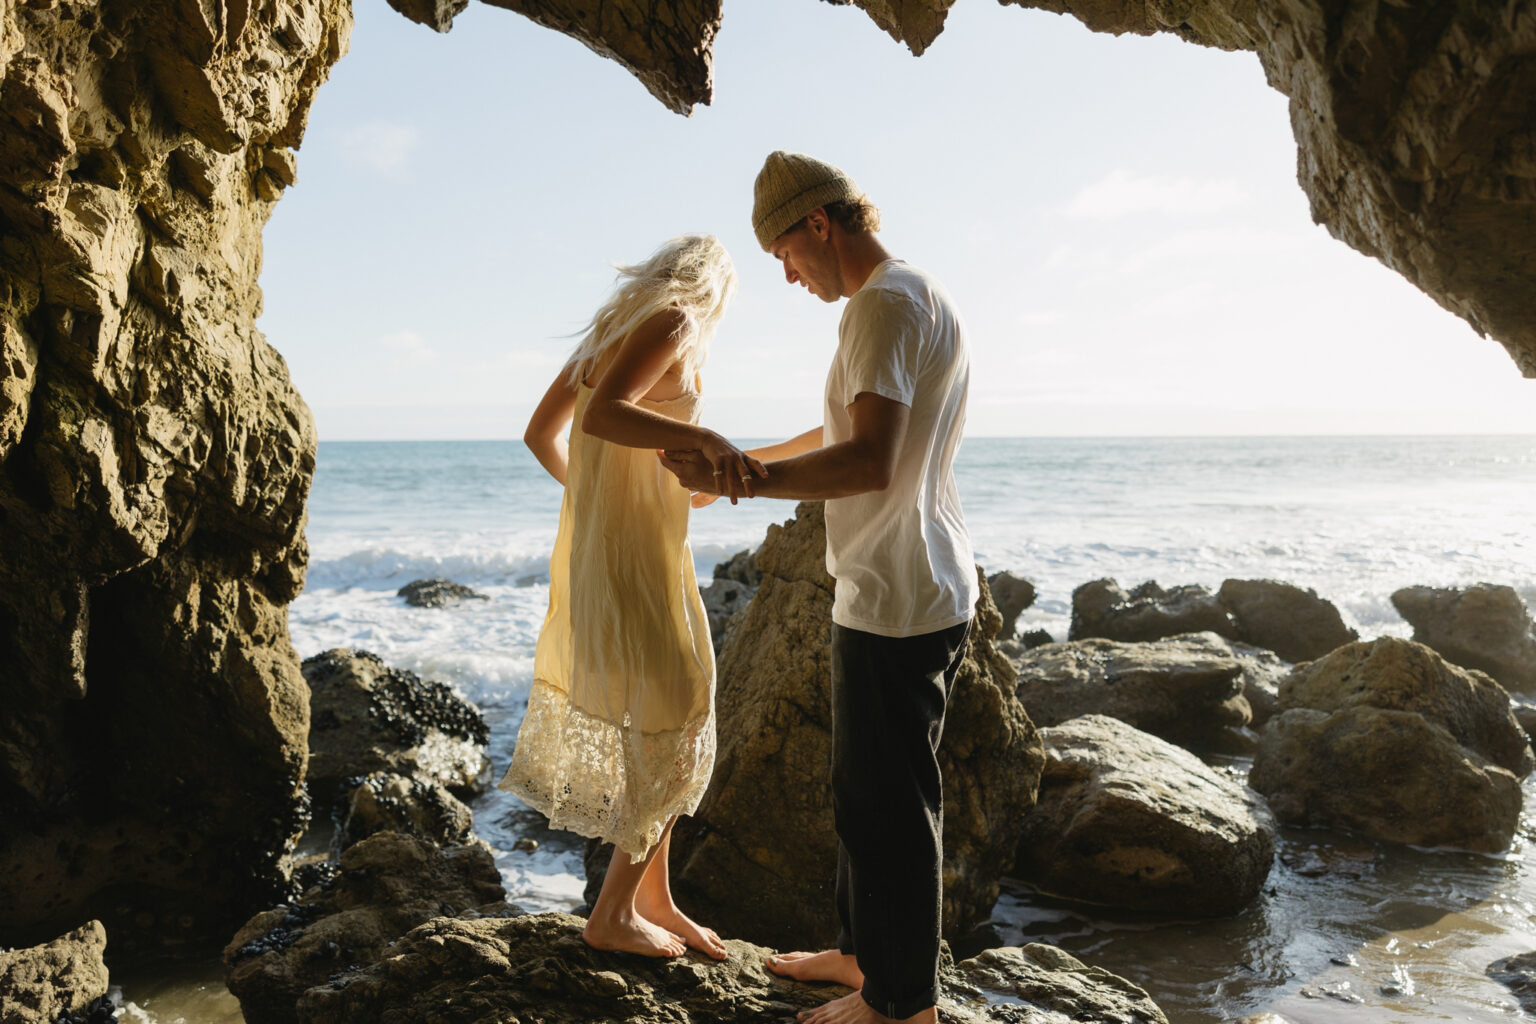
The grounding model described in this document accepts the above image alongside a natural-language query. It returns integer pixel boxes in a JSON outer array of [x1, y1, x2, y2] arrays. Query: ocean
[[117, 434, 1536, 1022]]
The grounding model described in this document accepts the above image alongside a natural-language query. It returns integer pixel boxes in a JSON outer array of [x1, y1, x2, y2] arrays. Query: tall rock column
[[0, 0, 350, 950]]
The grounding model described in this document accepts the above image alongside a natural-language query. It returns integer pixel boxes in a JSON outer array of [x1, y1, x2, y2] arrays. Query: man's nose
[[783, 262, 799, 285]]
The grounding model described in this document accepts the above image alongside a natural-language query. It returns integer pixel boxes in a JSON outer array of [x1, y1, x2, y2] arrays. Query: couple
[[499, 151, 978, 1024]]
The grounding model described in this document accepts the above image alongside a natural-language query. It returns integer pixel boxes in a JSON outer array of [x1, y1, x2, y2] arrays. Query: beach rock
[[333, 772, 474, 853], [0, 0, 347, 949], [224, 831, 510, 1024], [303, 649, 492, 804], [1021, 629, 1055, 650], [699, 576, 756, 654], [1250, 638, 1533, 851], [1012, 632, 1250, 750], [1488, 951, 1536, 1016], [1218, 578, 1357, 662], [1229, 640, 1291, 729], [1511, 695, 1536, 747], [987, 570, 1037, 637], [0, 920, 110, 1024], [713, 547, 763, 587], [1014, 715, 1276, 916], [395, 578, 488, 609], [669, 502, 1044, 951], [292, 911, 1167, 1024], [1070, 579, 1238, 643], [1391, 584, 1536, 692]]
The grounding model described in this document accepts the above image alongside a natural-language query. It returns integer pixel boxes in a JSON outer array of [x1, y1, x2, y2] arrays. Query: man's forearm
[[751, 441, 891, 500]]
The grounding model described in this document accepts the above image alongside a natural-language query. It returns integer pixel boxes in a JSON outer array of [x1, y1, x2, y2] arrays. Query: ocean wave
[[304, 545, 554, 591]]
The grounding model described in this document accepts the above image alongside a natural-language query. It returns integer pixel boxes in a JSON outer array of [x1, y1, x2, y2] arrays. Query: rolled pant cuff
[[860, 983, 938, 1021]]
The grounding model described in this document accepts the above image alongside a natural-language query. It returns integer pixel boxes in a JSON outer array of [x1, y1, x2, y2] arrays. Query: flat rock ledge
[[293, 912, 1169, 1024], [0, 920, 110, 1024]]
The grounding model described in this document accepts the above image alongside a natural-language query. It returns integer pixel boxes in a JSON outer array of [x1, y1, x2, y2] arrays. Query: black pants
[[830, 618, 971, 1019]]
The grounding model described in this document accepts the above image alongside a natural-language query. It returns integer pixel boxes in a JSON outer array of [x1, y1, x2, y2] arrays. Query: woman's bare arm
[[525, 370, 579, 486]]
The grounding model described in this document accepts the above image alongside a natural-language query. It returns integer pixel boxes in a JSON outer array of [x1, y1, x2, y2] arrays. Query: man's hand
[[659, 448, 751, 505]]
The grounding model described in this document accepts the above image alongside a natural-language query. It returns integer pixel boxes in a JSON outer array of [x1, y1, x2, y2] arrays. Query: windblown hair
[[563, 234, 738, 390]]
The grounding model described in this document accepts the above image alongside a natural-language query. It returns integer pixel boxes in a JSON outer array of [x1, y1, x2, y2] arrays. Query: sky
[[257, 0, 1536, 441]]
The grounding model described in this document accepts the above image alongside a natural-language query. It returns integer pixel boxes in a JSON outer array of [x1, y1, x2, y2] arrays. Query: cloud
[[1063, 169, 1249, 220], [378, 330, 438, 369], [342, 120, 420, 174]]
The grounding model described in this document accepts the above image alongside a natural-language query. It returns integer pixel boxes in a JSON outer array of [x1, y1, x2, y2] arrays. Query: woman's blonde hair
[[564, 234, 738, 389]]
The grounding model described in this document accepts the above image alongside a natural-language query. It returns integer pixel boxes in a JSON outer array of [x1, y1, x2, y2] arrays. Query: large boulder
[[292, 912, 1168, 1024], [1250, 638, 1533, 851], [223, 831, 510, 1024], [986, 570, 1037, 638], [0, 0, 348, 949], [668, 502, 1044, 951], [332, 772, 475, 853], [1012, 632, 1251, 750], [303, 649, 492, 803], [1070, 579, 1237, 643], [1014, 715, 1275, 917], [1218, 578, 1356, 662], [0, 920, 110, 1024], [1391, 583, 1536, 692]]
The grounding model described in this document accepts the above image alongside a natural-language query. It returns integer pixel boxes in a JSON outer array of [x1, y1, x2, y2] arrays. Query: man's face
[[770, 215, 841, 303]]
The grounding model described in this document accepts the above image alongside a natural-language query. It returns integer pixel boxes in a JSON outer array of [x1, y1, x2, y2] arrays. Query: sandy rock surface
[[0, 921, 110, 1024]]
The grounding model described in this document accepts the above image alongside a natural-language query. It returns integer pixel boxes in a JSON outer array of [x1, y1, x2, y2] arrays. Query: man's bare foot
[[767, 949, 864, 988], [634, 900, 728, 960], [581, 911, 686, 957], [797, 990, 937, 1024]]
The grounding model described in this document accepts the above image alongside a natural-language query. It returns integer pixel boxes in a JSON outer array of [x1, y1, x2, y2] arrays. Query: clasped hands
[[658, 433, 768, 506]]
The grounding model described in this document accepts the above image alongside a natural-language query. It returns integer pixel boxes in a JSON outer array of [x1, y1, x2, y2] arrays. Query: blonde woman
[[501, 235, 762, 959]]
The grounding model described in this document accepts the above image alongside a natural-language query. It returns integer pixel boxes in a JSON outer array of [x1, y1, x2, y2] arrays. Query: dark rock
[[1488, 951, 1536, 1016], [986, 570, 1037, 638], [1250, 638, 1533, 851], [223, 831, 510, 1024], [0, 921, 110, 1024], [1228, 640, 1291, 729], [1014, 715, 1275, 917], [1020, 629, 1055, 650], [395, 578, 489, 609], [1070, 579, 1237, 643], [669, 502, 1043, 951], [1391, 583, 1536, 692], [1218, 578, 1356, 662], [303, 649, 491, 804], [699, 576, 756, 654], [712, 548, 763, 587], [1012, 632, 1250, 750], [292, 911, 1168, 1024], [333, 772, 474, 852]]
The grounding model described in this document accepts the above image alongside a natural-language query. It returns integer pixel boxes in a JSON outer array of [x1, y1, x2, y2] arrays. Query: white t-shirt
[[823, 259, 978, 638]]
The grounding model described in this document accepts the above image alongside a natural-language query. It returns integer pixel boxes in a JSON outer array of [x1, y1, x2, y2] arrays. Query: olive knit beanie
[[752, 150, 862, 250]]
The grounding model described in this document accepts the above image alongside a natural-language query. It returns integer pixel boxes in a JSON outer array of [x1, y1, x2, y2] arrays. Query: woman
[[500, 234, 762, 959]]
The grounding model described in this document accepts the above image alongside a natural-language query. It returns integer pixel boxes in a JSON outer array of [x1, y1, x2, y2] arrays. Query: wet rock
[[223, 831, 510, 1024], [1511, 694, 1536, 747], [0, 920, 110, 1024], [712, 547, 763, 587], [1014, 715, 1275, 916], [395, 578, 488, 609], [1250, 638, 1533, 851], [1391, 583, 1536, 693], [699, 576, 756, 654], [333, 772, 474, 852], [1070, 579, 1237, 643], [1012, 632, 1250, 750], [987, 570, 1037, 638], [293, 911, 1167, 1023], [1218, 579, 1356, 662], [1488, 951, 1536, 1016], [0, 0, 347, 949], [303, 649, 491, 804], [669, 502, 1044, 951]]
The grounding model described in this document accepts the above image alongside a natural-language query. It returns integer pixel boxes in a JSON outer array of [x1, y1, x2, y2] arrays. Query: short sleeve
[[837, 287, 925, 409]]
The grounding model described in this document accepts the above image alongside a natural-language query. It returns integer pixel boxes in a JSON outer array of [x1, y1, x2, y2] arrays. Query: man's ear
[[806, 207, 831, 240]]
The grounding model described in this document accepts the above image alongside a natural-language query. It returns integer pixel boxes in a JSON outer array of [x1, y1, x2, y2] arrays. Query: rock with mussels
[[0, 920, 110, 1024], [1250, 638, 1534, 851]]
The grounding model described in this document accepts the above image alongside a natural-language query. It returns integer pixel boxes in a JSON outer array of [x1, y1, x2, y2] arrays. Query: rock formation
[[668, 502, 1044, 951], [0, 920, 110, 1024], [333, 771, 475, 852], [291, 912, 1169, 1024], [1218, 578, 1356, 663], [1071, 579, 1238, 643], [1014, 715, 1275, 916], [395, 578, 489, 609], [1012, 631, 1251, 749], [986, 569, 1037, 638], [0, 0, 349, 950], [1391, 583, 1536, 692], [1250, 637, 1533, 851]]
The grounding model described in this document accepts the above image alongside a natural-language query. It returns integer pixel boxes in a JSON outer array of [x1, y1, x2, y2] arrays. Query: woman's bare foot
[[581, 910, 686, 957], [634, 897, 728, 959], [797, 990, 937, 1023], [767, 949, 864, 987]]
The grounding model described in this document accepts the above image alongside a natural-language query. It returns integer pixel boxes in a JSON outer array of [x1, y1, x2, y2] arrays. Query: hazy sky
[[258, 0, 1536, 440]]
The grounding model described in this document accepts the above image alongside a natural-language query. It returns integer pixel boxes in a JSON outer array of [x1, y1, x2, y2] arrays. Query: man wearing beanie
[[662, 151, 978, 1024]]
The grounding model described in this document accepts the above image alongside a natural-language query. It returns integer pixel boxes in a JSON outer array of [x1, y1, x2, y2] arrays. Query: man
[[661, 150, 978, 1024]]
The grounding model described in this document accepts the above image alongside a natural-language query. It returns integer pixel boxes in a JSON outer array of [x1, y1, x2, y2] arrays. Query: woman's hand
[[697, 431, 769, 504]]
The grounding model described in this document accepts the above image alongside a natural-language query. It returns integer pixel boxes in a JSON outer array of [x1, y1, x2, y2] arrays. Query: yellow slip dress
[[499, 382, 716, 860]]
